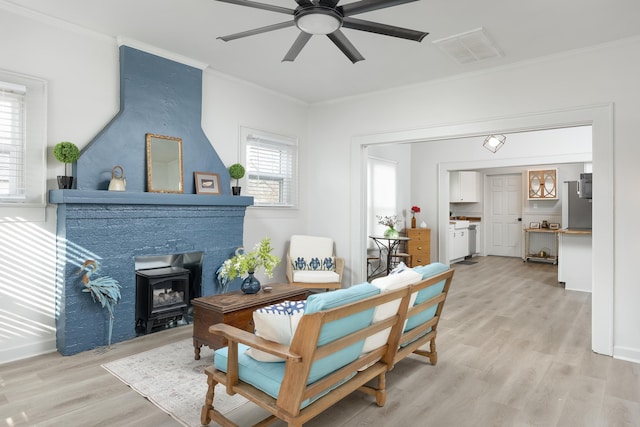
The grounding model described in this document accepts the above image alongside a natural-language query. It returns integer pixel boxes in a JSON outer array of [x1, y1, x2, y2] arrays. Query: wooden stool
[[390, 252, 412, 268]]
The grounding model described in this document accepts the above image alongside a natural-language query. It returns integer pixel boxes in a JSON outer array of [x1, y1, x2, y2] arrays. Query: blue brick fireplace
[[49, 45, 252, 355]]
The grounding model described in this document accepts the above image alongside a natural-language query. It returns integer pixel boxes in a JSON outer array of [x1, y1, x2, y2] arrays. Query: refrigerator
[[562, 181, 592, 229]]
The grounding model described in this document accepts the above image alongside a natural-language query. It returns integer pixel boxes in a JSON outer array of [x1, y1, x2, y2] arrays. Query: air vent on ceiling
[[432, 28, 503, 64]]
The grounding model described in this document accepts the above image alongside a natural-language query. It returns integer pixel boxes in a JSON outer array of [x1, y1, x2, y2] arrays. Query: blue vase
[[241, 272, 261, 294]]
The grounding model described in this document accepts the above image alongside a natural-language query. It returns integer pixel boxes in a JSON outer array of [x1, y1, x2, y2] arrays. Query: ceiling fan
[[215, 0, 429, 63]]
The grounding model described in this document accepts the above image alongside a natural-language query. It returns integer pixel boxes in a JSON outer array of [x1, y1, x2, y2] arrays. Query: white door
[[487, 174, 522, 257]]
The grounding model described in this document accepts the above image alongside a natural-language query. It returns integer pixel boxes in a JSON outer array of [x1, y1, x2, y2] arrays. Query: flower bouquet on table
[[217, 237, 280, 294], [377, 214, 400, 238], [411, 205, 421, 228]]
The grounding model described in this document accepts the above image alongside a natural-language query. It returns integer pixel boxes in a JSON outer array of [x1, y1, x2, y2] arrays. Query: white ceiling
[[5, 0, 640, 103]]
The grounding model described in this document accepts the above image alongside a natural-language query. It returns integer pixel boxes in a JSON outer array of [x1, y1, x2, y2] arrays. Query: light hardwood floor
[[2, 256, 639, 426]]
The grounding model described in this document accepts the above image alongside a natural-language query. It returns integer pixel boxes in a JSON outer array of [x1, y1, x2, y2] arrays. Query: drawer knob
[[417, 246, 422, 250]]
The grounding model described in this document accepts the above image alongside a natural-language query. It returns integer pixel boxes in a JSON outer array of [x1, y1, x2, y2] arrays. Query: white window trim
[[239, 126, 298, 209], [0, 69, 47, 211]]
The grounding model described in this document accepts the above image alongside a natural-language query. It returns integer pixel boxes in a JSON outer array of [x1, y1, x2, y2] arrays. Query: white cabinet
[[558, 232, 592, 292], [450, 171, 480, 203], [448, 224, 470, 261]]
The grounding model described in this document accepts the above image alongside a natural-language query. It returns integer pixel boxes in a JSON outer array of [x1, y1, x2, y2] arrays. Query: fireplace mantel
[[49, 190, 253, 207]]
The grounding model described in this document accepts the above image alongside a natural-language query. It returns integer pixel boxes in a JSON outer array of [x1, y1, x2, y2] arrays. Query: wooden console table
[[523, 228, 559, 264], [192, 284, 308, 360]]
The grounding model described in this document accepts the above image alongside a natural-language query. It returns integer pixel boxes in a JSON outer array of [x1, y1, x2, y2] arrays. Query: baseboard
[[0, 338, 56, 365], [613, 345, 640, 364]]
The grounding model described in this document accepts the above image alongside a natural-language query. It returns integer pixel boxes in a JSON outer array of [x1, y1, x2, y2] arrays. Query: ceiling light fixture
[[295, 8, 342, 35], [483, 134, 506, 153]]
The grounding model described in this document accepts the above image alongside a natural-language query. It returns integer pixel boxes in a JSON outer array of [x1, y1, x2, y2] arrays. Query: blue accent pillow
[[292, 256, 336, 271], [247, 300, 308, 362], [257, 300, 306, 316]]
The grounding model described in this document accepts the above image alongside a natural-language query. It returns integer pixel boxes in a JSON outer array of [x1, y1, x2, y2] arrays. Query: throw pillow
[[292, 256, 336, 272], [361, 269, 422, 353], [245, 300, 307, 362], [389, 261, 408, 275]]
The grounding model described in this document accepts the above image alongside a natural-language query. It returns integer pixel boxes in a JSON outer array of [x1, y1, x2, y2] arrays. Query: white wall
[[0, 9, 119, 363], [0, 8, 308, 363], [201, 70, 309, 284], [306, 38, 640, 362]]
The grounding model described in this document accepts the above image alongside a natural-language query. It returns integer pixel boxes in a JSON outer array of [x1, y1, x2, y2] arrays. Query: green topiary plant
[[228, 163, 245, 184], [228, 163, 245, 195], [53, 141, 80, 176]]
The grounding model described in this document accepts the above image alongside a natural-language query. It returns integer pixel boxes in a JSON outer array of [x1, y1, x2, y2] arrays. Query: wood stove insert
[[136, 266, 190, 334]]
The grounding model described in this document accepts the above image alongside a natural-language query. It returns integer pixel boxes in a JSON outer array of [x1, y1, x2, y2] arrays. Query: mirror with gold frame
[[528, 169, 557, 200], [146, 133, 184, 193]]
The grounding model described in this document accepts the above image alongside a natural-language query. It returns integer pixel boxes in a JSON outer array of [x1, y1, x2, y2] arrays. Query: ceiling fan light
[[296, 9, 341, 35], [483, 134, 506, 153]]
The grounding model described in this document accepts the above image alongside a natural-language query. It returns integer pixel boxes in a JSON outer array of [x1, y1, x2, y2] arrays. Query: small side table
[[368, 235, 411, 279], [523, 228, 559, 264], [192, 284, 308, 359]]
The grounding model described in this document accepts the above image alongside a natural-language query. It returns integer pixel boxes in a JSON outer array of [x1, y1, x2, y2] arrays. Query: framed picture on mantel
[[194, 172, 221, 195]]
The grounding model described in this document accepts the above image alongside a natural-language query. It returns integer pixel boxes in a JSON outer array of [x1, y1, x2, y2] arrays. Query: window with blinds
[[0, 82, 26, 200], [0, 71, 46, 208], [242, 128, 298, 208]]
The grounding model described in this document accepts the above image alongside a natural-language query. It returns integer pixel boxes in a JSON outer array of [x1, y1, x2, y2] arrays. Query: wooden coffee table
[[192, 283, 308, 360]]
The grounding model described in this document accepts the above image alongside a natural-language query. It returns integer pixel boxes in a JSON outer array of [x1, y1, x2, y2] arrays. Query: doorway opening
[[352, 104, 613, 356]]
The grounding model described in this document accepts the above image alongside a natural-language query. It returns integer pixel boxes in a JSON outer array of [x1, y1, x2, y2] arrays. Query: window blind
[[0, 82, 26, 200], [367, 156, 398, 242], [246, 133, 297, 207]]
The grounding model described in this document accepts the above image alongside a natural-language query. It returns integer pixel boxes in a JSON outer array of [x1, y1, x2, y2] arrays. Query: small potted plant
[[228, 163, 245, 196], [53, 141, 80, 189], [217, 237, 280, 294]]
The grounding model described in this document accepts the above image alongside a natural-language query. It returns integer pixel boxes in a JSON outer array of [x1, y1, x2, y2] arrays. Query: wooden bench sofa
[[201, 263, 454, 427]]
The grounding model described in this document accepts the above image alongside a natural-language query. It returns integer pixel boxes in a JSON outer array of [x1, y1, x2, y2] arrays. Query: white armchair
[[285, 235, 344, 290]]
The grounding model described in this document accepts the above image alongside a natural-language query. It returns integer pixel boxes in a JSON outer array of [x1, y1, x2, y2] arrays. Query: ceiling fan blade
[[318, 0, 341, 7], [340, 0, 418, 17], [295, 0, 315, 7], [342, 17, 427, 42], [327, 29, 365, 63], [282, 32, 313, 62], [218, 21, 295, 41], [214, 0, 295, 15]]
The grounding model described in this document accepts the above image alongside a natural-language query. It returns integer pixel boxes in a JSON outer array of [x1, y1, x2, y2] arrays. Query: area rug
[[102, 339, 247, 427]]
